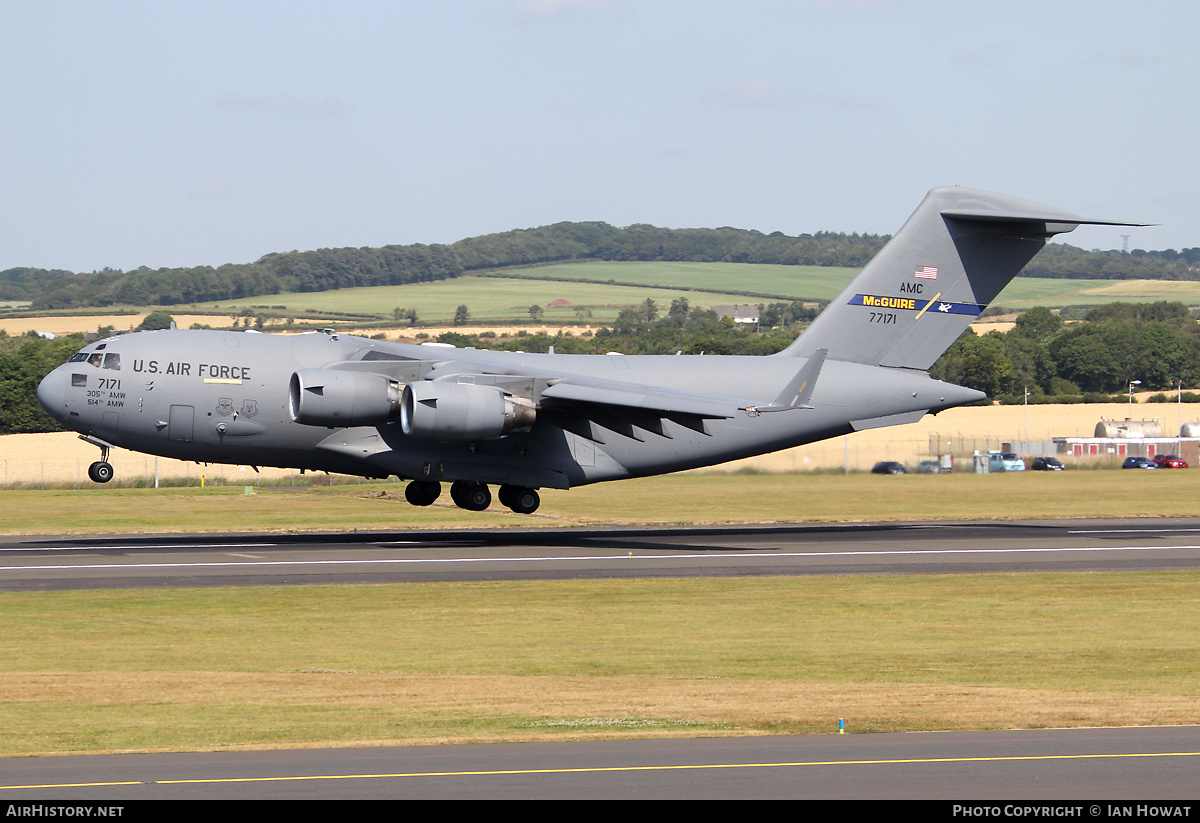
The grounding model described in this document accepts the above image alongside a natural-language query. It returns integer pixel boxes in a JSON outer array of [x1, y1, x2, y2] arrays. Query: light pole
[[1129, 380, 1141, 418], [1024, 387, 1030, 443]]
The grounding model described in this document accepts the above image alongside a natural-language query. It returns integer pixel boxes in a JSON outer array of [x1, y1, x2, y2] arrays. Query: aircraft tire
[[404, 480, 441, 506], [450, 480, 491, 511], [88, 461, 114, 483], [464, 483, 491, 511], [500, 485, 539, 514]]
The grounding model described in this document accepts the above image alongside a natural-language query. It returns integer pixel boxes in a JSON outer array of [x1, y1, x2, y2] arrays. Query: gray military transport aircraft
[[37, 187, 1141, 514]]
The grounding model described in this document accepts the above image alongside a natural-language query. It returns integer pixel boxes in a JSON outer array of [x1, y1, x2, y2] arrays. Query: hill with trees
[[6, 220, 1196, 311]]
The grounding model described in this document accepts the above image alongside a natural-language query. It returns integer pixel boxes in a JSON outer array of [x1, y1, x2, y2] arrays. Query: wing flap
[[539, 381, 740, 419]]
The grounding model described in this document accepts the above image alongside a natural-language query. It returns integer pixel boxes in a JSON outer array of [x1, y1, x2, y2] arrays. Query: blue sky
[[2, 0, 1195, 273]]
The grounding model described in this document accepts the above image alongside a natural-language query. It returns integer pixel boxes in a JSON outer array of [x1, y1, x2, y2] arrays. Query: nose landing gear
[[87, 461, 114, 483], [80, 435, 116, 484]]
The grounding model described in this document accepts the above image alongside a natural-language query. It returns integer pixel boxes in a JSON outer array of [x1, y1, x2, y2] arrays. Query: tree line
[[930, 302, 1200, 401]]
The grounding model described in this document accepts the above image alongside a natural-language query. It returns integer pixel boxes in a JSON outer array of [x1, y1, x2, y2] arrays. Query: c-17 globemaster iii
[[37, 187, 1142, 513]]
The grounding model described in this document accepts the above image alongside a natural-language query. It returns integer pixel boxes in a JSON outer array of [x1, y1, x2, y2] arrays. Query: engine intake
[[401, 381, 536, 441], [289, 369, 402, 427]]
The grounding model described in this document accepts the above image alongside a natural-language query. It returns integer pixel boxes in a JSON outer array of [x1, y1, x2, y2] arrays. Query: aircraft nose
[[37, 367, 68, 420]]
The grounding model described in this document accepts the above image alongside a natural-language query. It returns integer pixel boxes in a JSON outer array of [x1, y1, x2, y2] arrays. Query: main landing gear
[[450, 480, 491, 511], [497, 484, 540, 515], [403, 480, 540, 514]]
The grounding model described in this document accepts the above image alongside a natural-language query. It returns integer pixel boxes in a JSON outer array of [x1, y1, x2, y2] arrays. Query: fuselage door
[[168, 404, 195, 443]]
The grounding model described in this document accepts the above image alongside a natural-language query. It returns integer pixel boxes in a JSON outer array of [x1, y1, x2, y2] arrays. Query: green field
[[196, 271, 784, 325], [989, 277, 1121, 306], [189, 261, 1198, 324], [484, 261, 859, 300], [991, 278, 1200, 309], [499, 261, 1164, 310]]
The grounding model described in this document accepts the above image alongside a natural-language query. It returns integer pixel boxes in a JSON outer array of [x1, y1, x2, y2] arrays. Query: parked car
[[1031, 457, 1064, 471], [1122, 456, 1158, 469], [871, 461, 906, 475], [988, 452, 1026, 472], [1152, 454, 1189, 468], [915, 460, 942, 474]]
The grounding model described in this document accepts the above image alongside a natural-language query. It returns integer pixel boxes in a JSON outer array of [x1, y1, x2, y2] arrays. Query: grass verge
[[1, 573, 1197, 755], [3, 470, 1200, 534]]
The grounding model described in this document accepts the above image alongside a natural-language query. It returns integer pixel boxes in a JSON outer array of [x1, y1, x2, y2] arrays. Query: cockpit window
[[69, 349, 119, 368]]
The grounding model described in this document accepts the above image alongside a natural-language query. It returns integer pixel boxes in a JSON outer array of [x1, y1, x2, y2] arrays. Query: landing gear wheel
[[450, 480, 491, 511], [499, 485, 539, 514], [88, 461, 114, 483], [404, 480, 441, 506]]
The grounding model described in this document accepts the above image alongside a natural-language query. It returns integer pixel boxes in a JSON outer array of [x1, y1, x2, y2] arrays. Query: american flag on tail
[[914, 265, 937, 280]]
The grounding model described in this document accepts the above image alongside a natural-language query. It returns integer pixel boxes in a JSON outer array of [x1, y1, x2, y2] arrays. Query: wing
[[322, 344, 768, 444]]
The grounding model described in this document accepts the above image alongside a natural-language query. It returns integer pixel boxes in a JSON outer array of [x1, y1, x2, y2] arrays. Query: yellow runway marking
[[1, 781, 142, 790]]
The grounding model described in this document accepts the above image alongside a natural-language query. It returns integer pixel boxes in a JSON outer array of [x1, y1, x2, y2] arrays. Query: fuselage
[[36, 328, 979, 489]]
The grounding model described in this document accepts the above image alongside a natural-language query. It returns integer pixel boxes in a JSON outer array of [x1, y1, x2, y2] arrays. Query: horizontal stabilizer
[[941, 208, 1152, 236]]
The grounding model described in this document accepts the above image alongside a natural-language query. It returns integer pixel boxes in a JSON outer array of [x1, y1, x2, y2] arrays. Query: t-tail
[[781, 186, 1146, 369]]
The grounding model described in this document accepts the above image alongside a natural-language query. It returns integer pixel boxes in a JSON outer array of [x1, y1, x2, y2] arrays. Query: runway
[[4, 518, 1199, 800], [4, 517, 1200, 590], [2, 726, 1199, 800]]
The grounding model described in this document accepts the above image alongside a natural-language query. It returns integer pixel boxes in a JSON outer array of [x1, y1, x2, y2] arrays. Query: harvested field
[[0, 314, 241, 336]]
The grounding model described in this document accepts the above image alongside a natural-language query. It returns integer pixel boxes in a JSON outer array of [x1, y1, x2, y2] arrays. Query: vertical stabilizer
[[780, 187, 1139, 369]]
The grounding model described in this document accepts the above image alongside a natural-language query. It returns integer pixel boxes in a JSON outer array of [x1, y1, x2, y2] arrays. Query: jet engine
[[401, 381, 536, 441], [289, 369, 402, 427]]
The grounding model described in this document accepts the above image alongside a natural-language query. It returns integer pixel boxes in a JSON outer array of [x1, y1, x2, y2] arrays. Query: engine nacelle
[[289, 369, 402, 427], [401, 381, 536, 441]]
